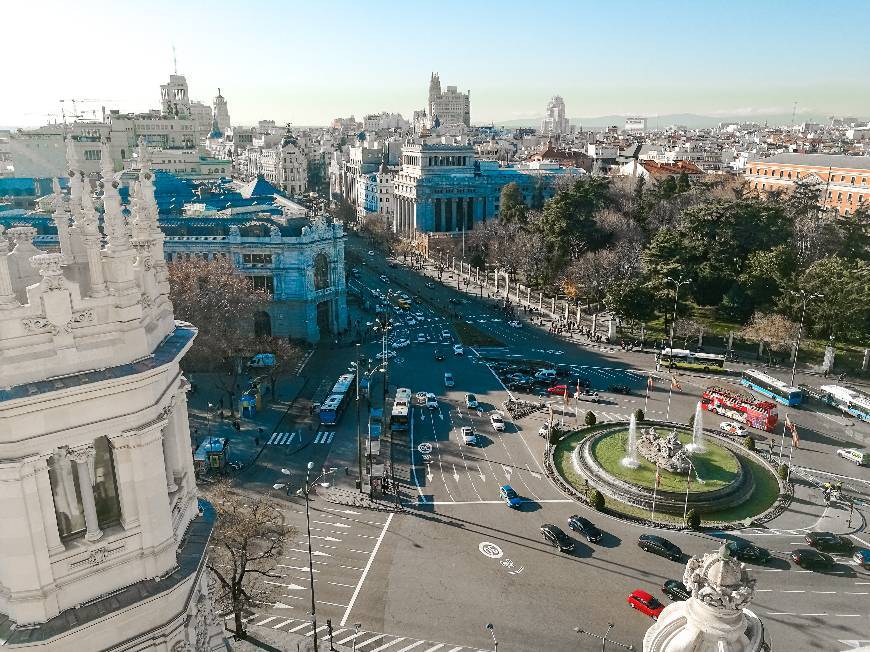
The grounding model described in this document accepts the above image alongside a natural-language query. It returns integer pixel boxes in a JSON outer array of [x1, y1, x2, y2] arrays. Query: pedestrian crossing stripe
[[314, 431, 335, 444], [267, 432, 298, 445]]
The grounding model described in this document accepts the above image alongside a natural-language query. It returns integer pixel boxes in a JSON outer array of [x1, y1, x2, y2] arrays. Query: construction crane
[[59, 98, 116, 123]]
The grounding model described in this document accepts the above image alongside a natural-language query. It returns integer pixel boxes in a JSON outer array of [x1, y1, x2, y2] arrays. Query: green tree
[[498, 182, 528, 224], [537, 177, 611, 269], [744, 436, 756, 452], [685, 508, 701, 530], [658, 175, 678, 198], [793, 256, 870, 341], [585, 411, 597, 426], [738, 245, 799, 311], [633, 408, 645, 422], [589, 489, 605, 511], [778, 464, 789, 481], [605, 279, 657, 324], [676, 172, 691, 194]]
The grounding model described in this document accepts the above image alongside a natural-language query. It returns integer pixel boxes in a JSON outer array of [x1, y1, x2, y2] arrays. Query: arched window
[[314, 253, 330, 291]]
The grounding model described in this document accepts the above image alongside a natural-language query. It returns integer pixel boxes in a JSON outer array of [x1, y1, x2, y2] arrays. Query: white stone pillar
[[527, 286, 531, 304], [0, 233, 18, 307], [592, 313, 598, 335], [863, 348, 869, 372], [538, 292, 543, 309], [564, 303, 569, 320], [551, 296, 556, 314], [33, 455, 65, 555], [68, 446, 102, 542], [576, 304, 582, 324], [162, 422, 180, 493]]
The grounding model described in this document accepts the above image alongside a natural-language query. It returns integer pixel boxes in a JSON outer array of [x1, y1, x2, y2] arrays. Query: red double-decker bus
[[701, 385, 778, 432]]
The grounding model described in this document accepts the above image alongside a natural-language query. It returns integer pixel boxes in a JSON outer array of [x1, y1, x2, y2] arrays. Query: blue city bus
[[740, 369, 803, 406], [318, 373, 356, 424], [820, 385, 870, 423]]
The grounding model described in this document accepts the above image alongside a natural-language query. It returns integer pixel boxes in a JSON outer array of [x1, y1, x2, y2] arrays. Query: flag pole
[[645, 374, 651, 415], [779, 414, 788, 463], [666, 385, 673, 421], [786, 442, 795, 483]]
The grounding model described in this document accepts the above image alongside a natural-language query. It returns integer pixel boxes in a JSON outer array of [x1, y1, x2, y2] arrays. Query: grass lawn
[[452, 319, 504, 348], [590, 429, 739, 493]]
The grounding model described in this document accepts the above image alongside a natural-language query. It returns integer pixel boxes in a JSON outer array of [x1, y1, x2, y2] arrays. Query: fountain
[[686, 402, 706, 453], [621, 413, 640, 469]]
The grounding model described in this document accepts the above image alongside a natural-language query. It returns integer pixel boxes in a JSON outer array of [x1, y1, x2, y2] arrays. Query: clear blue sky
[[4, 0, 867, 127]]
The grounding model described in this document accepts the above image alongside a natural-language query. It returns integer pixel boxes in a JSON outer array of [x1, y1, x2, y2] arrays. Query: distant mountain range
[[493, 112, 849, 129]]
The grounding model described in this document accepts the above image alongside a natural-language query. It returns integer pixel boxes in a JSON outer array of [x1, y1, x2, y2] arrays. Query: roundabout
[[553, 418, 784, 525]]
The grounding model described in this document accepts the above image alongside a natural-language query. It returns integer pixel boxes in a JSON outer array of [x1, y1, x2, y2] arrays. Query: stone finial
[[66, 136, 80, 173], [138, 137, 151, 174], [30, 253, 66, 291], [6, 226, 38, 251], [683, 544, 755, 613]]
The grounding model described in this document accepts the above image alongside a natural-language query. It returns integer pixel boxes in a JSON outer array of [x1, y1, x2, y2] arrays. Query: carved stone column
[[162, 417, 180, 493], [67, 445, 103, 542], [0, 229, 18, 307]]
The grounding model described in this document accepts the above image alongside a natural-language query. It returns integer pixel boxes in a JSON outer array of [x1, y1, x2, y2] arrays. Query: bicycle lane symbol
[[479, 541, 524, 574]]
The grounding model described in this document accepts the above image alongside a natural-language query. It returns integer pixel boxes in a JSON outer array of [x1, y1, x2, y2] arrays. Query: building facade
[[213, 89, 231, 134], [0, 141, 222, 651], [541, 96, 570, 135], [744, 153, 870, 216], [428, 73, 471, 127]]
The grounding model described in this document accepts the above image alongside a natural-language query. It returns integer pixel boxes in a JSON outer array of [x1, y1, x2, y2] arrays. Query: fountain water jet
[[621, 413, 641, 468], [686, 402, 706, 453]]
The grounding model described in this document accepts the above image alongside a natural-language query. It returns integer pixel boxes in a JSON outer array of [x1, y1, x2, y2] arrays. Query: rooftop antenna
[[172, 44, 177, 75]]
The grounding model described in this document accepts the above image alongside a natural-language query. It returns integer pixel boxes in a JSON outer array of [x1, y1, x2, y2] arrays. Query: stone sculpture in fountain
[[636, 428, 691, 474]]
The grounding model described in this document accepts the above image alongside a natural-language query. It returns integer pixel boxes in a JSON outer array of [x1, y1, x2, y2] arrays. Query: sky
[[3, 0, 868, 128]]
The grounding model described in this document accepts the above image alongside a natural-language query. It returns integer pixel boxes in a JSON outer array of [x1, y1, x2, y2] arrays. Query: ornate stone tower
[[644, 544, 768, 652], [213, 88, 231, 134], [428, 72, 441, 120], [0, 138, 223, 651]]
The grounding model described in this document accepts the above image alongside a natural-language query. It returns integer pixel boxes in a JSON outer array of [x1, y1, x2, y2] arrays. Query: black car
[[805, 531, 854, 554], [638, 534, 682, 561], [434, 349, 444, 361], [662, 579, 690, 602], [725, 539, 771, 564], [791, 548, 835, 570], [568, 515, 602, 543], [541, 524, 575, 553], [608, 384, 632, 394]]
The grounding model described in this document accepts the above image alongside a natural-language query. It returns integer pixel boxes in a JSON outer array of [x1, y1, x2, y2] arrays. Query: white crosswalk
[[267, 431, 299, 446], [314, 430, 336, 444]]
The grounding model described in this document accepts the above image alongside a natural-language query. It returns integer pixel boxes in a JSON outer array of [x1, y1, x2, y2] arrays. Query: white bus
[[390, 387, 412, 431], [658, 347, 726, 371], [820, 385, 870, 423]]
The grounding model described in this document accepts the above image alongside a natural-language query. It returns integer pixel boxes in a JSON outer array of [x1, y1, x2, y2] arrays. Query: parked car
[[837, 448, 870, 466], [392, 338, 410, 349], [490, 412, 506, 431], [661, 579, 690, 602], [805, 531, 853, 553], [538, 424, 550, 439], [575, 389, 601, 403], [540, 524, 574, 552], [500, 485, 522, 508], [443, 372, 455, 388], [415, 391, 429, 405], [852, 548, 870, 570], [546, 384, 570, 396], [568, 515, 602, 543], [453, 344, 464, 356], [724, 540, 771, 564], [368, 250, 375, 256], [638, 534, 682, 561], [507, 320, 522, 328], [248, 353, 276, 368], [720, 421, 749, 436], [608, 384, 632, 394], [627, 589, 664, 619], [426, 282, 435, 288], [379, 274, 389, 283], [426, 393, 438, 410], [465, 393, 479, 408], [791, 548, 835, 570], [416, 333, 427, 342], [461, 426, 479, 446]]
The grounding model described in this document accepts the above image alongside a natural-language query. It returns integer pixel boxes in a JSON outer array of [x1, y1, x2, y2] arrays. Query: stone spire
[[100, 139, 130, 254], [51, 178, 73, 262], [0, 226, 19, 308], [79, 173, 108, 298], [65, 137, 88, 264], [643, 544, 766, 652]]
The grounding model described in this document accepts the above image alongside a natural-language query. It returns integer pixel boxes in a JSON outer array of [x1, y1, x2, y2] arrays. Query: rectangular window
[[248, 275, 274, 293]]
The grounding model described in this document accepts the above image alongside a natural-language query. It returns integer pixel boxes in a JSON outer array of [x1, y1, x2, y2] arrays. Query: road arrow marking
[[310, 535, 341, 542], [273, 602, 296, 609], [453, 464, 460, 482], [426, 464, 433, 482], [501, 464, 512, 480], [526, 464, 542, 480], [478, 465, 486, 482]]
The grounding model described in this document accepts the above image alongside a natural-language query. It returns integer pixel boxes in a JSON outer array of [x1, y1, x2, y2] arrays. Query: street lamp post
[[352, 623, 362, 652], [485, 623, 497, 652], [574, 623, 634, 652], [789, 290, 823, 388], [304, 461, 319, 651], [355, 344, 362, 491]]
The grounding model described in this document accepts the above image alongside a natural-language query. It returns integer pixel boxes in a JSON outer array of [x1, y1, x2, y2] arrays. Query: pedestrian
[[219, 397, 224, 411]]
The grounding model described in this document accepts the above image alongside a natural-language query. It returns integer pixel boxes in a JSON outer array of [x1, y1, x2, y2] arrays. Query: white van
[[535, 368, 557, 381], [837, 448, 869, 466]]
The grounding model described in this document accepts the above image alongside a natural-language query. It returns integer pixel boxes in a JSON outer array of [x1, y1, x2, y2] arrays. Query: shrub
[[688, 413, 695, 428], [548, 427, 561, 446], [633, 408, 645, 422], [589, 489, 605, 511], [778, 464, 789, 481], [744, 436, 756, 451], [585, 411, 597, 426], [685, 508, 701, 530]]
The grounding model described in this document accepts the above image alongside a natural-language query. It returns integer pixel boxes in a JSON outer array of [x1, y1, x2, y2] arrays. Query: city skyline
[[3, 0, 869, 128]]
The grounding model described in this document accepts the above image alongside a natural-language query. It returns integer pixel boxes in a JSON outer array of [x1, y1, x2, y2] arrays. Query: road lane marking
[[356, 634, 387, 647], [408, 415, 425, 500], [289, 623, 310, 632], [370, 638, 406, 652], [394, 642, 425, 652], [336, 632, 366, 645], [255, 616, 277, 626], [340, 512, 394, 626], [422, 645, 444, 652]]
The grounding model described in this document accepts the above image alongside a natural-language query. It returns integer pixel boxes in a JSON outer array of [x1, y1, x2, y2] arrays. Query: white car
[[453, 344, 464, 356], [426, 393, 439, 410], [442, 330, 451, 339], [379, 275, 389, 283], [538, 424, 550, 438], [444, 372, 455, 388], [720, 421, 748, 436], [368, 250, 375, 255], [490, 412, 505, 431], [406, 318, 416, 326], [837, 448, 869, 466], [415, 391, 429, 405], [392, 338, 410, 349], [416, 333, 427, 342], [461, 426, 479, 446], [508, 320, 522, 329]]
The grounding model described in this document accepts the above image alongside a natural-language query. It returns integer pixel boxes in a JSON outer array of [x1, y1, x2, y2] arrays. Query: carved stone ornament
[[71, 310, 95, 326], [30, 253, 67, 291], [683, 544, 756, 613], [22, 318, 54, 333]]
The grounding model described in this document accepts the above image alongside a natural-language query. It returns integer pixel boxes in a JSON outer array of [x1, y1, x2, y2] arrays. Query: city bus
[[740, 369, 803, 407], [701, 385, 778, 432], [820, 385, 870, 423], [319, 373, 356, 425], [658, 348, 726, 371], [390, 387, 412, 431], [367, 407, 383, 456]]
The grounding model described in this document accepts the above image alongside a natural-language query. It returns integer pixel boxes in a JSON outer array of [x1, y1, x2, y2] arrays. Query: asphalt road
[[238, 236, 870, 651]]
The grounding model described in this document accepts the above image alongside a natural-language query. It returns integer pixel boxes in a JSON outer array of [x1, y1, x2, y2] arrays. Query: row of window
[[750, 166, 868, 185], [243, 253, 273, 264]]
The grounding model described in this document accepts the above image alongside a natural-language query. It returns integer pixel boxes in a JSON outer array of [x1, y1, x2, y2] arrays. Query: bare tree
[[740, 312, 800, 365], [168, 257, 272, 414], [206, 484, 292, 640]]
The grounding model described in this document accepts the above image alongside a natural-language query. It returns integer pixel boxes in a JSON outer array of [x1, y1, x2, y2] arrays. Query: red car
[[627, 589, 664, 619], [546, 384, 569, 395]]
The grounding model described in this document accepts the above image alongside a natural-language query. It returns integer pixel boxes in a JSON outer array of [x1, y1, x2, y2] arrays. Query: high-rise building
[[213, 88, 231, 134], [541, 95, 570, 135], [0, 140, 223, 650], [427, 73, 471, 127], [160, 74, 192, 117]]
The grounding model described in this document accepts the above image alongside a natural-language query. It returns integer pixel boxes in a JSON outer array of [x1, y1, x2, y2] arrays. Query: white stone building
[[189, 101, 214, 140], [213, 89, 231, 134], [428, 73, 471, 127], [0, 140, 223, 650], [541, 95, 570, 135]]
